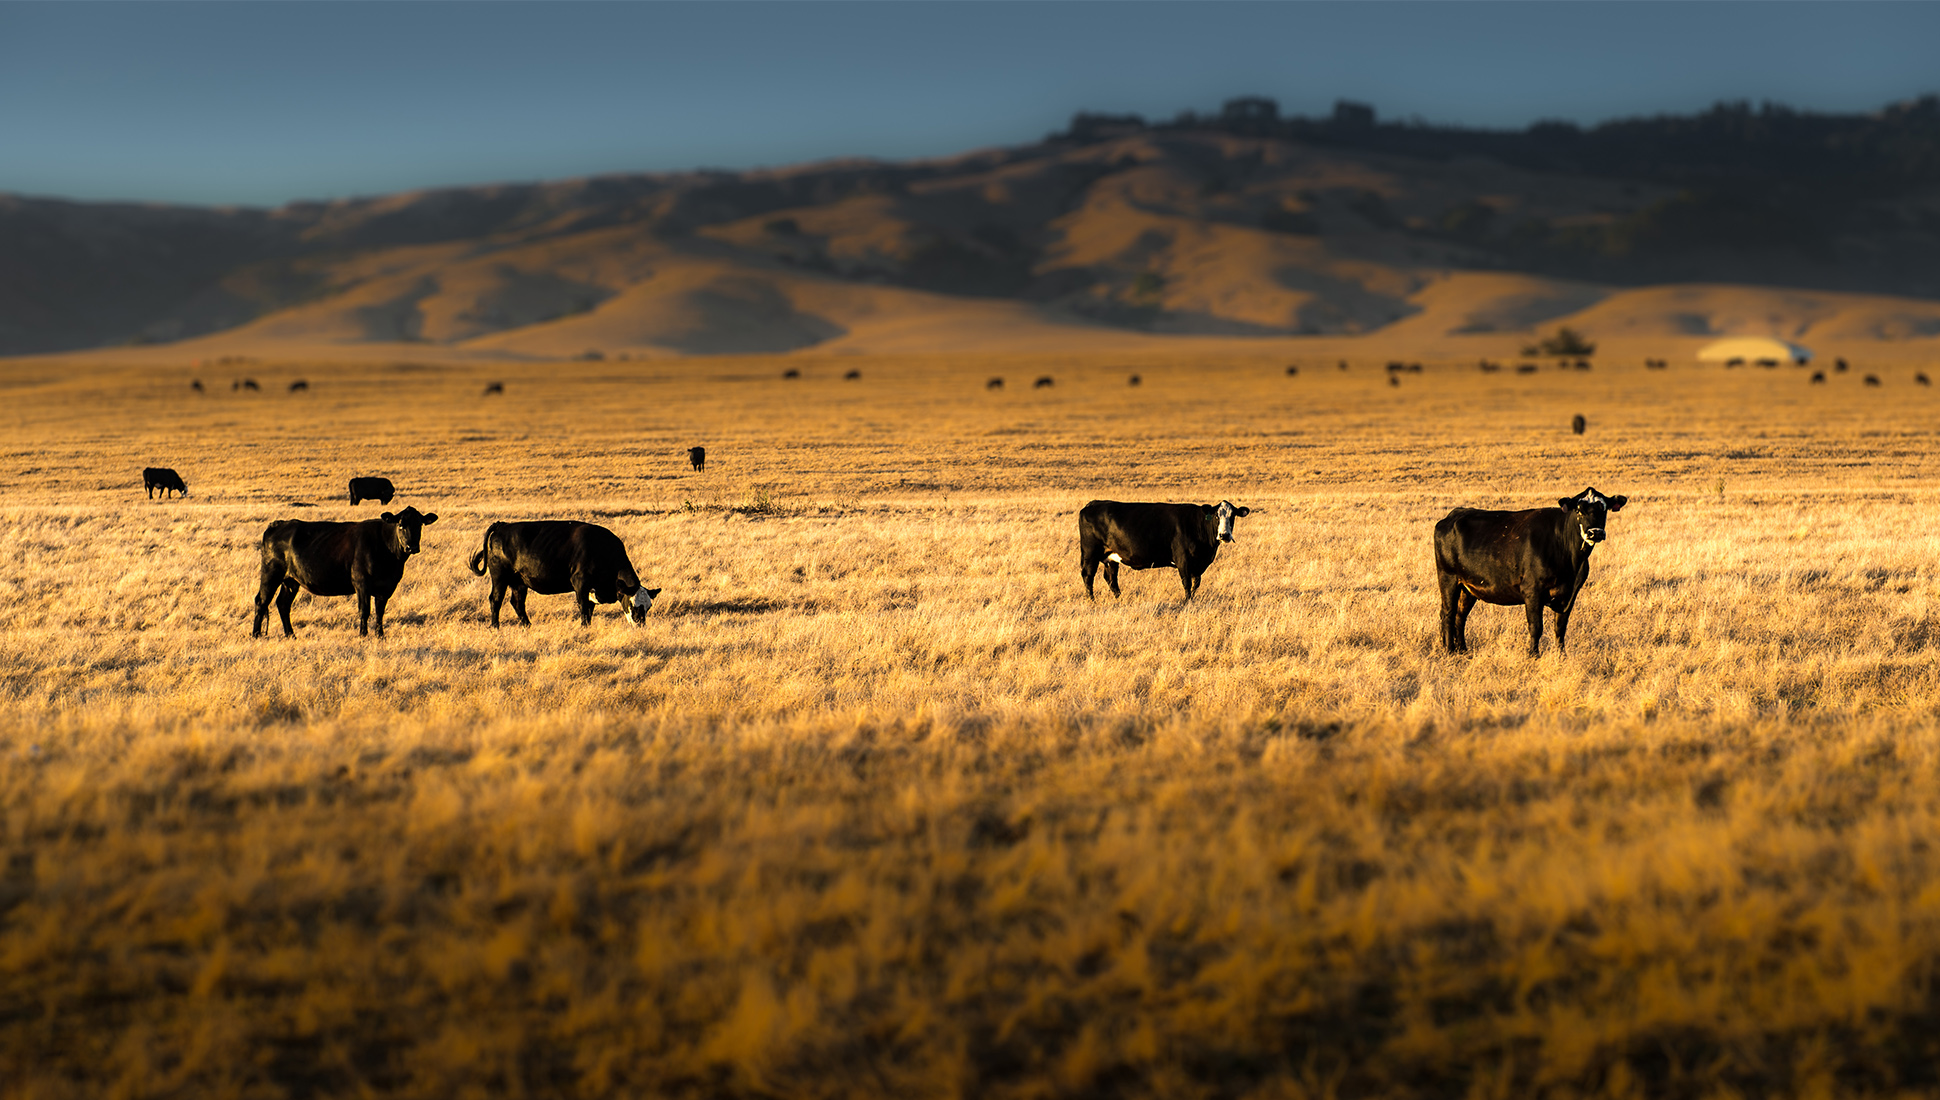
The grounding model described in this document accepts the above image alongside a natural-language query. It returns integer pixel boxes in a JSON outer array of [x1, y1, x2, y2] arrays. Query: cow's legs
[[357, 591, 372, 637], [488, 579, 507, 627], [1454, 589, 1476, 653], [1555, 594, 1575, 656], [253, 561, 287, 637], [1178, 567, 1196, 602], [574, 587, 595, 626], [274, 580, 298, 637], [1102, 561, 1121, 598], [1438, 573, 1464, 652], [1080, 547, 1101, 600], [509, 586, 532, 626], [371, 594, 388, 638], [1524, 593, 1546, 656]]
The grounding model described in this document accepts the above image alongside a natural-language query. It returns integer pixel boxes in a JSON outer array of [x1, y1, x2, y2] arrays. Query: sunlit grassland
[[4, 351, 1940, 1097]]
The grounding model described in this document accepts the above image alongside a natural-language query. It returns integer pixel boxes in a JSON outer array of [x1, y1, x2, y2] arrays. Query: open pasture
[[6, 351, 1940, 1098]]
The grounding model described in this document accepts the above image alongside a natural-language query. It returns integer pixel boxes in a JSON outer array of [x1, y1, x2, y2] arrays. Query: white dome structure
[[1697, 336, 1812, 365]]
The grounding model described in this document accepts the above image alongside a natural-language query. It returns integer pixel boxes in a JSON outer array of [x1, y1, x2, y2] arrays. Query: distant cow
[[1811, 371, 1826, 384], [1573, 359, 1591, 371], [468, 521, 660, 627], [1130, 374, 1143, 385], [143, 467, 187, 499], [1078, 499, 1252, 602], [1515, 364, 1538, 375], [783, 369, 801, 379], [251, 507, 439, 638], [688, 446, 706, 472], [1866, 374, 1882, 387], [1389, 376, 1400, 388], [191, 379, 205, 393], [844, 369, 862, 381], [1435, 487, 1628, 657], [348, 477, 395, 505], [1836, 358, 1850, 373], [1285, 366, 1299, 376], [242, 379, 260, 391], [986, 377, 1004, 390], [1919, 373, 1931, 387], [1571, 414, 1586, 435], [289, 380, 309, 393], [1034, 376, 1055, 389], [484, 382, 504, 395]]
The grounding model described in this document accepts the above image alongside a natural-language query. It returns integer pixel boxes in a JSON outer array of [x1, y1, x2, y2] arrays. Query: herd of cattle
[[141, 464, 1626, 656]]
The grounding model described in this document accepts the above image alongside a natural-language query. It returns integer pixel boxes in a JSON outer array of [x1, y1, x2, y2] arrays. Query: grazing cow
[[1836, 358, 1850, 373], [1919, 373, 1931, 387], [191, 379, 205, 393], [1478, 360, 1500, 373], [1516, 364, 1538, 375], [1386, 361, 1406, 373], [468, 521, 660, 627], [1756, 358, 1778, 369], [1865, 374, 1882, 387], [252, 507, 439, 638], [484, 382, 504, 395], [348, 476, 395, 505], [289, 380, 309, 393], [1130, 374, 1143, 385], [1389, 376, 1400, 388], [1078, 499, 1252, 602], [844, 369, 862, 381], [783, 368, 801, 379], [1285, 366, 1299, 376], [1574, 359, 1592, 371], [1726, 357, 1744, 368], [1338, 360, 1349, 371], [688, 446, 706, 472], [1034, 376, 1055, 389], [242, 379, 260, 391], [1435, 487, 1628, 657], [1811, 371, 1826, 384], [987, 377, 1004, 390], [1571, 414, 1586, 435], [143, 467, 187, 499]]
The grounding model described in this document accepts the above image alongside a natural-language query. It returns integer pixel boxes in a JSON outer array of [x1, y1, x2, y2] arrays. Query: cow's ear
[[646, 588, 662, 599], [421, 513, 439, 525], [1607, 495, 1627, 512], [1557, 497, 1575, 510], [380, 511, 396, 522], [1235, 506, 1251, 517]]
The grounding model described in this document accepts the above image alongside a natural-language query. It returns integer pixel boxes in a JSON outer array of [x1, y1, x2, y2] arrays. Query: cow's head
[[379, 507, 438, 555], [1201, 500, 1253, 543], [1557, 488, 1627, 546], [620, 585, 662, 625]]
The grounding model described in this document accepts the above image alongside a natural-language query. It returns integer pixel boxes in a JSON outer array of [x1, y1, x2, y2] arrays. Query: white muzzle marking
[[1106, 552, 1125, 564]]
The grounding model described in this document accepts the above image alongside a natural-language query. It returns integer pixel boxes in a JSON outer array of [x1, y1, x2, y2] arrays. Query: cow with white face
[[468, 521, 661, 628], [1434, 486, 1629, 656], [1078, 499, 1254, 602]]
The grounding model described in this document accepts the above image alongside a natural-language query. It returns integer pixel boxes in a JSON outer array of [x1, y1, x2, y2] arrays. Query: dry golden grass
[[5, 350, 1940, 1098]]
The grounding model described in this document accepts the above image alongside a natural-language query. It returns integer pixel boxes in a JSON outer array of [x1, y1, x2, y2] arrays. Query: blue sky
[[4, 1, 1938, 208]]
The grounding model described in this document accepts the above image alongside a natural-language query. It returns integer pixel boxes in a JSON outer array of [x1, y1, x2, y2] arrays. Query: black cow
[[844, 369, 862, 381], [468, 521, 660, 627], [1866, 374, 1882, 387], [191, 379, 205, 393], [289, 380, 309, 393], [1434, 487, 1628, 657], [1130, 374, 1143, 385], [1034, 376, 1055, 389], [143, 467, 187, 499], [783, 368, 801, 379], [1836, 358, 1850, 373], [348, 477, 395, 505], [484, 382, 504, 395], [688, 446, 706, 472], [1571, 414, 1586, 435], [1078, 499, 1251, 602], [987, 377, 1004, 390], [242, 379, 260, 391], [1811, 371, 1826, 384], [252, 507, 439, 638], [1919, 373, 1931, 387], [1285, 365, 1299, 376]]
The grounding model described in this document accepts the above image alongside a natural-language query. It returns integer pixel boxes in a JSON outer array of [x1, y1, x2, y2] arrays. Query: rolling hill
[[6, 96, 1940, 360]]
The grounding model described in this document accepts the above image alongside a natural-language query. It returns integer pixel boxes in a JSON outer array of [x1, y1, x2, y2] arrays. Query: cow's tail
[[468, 523, 499, 576]]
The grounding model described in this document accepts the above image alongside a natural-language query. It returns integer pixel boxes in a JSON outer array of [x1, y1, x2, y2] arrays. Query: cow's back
[[488, 520, 629, 593]]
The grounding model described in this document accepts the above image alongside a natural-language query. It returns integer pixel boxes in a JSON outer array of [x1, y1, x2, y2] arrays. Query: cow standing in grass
[[469, 521, 659, 627], [252, 508, 439, 638], [143, 467, 187, 499], [1078, 499, 1251, 602], [1434, 488, 1627, 656]]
